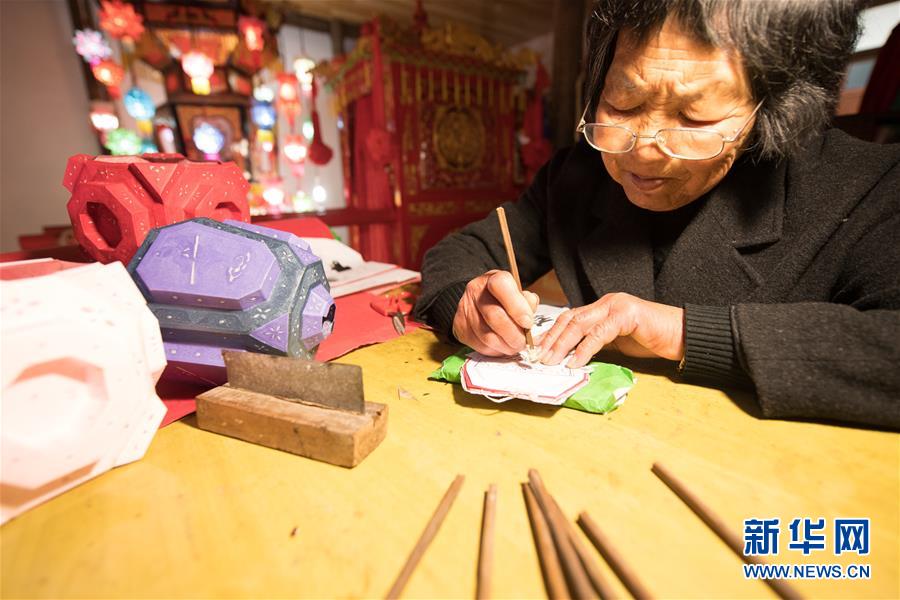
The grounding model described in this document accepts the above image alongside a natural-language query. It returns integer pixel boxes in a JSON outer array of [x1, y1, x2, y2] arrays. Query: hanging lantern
[[73, 29, 112, 64], [257, 129, 275, 153], [98, 0, 145, 41], [140, 139, 159, 154], [282, 135, 307, 164], [277, 74, 299, 105], [251, 100, 277, 130], [104, 129, 142, 155], [123, 87, 156, 120], [262, 185, 285, 207], [193, 122, 226, 158], [238, 16, 266, 52], [293, 57, 315, 90], [91, 60, 125, 98], [312, 180, 327, 206], [181, 51, 214, 96], [89, 102, 119, 132], [253, 86, 274, 103]]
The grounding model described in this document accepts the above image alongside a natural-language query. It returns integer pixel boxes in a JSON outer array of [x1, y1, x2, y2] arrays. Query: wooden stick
[[577, 512, 653, 600], [544, 493, 617, 599], [477, 484, 498, 600], [522, 483, 568, 600], [651, 463, 803, 600], [528, 469, 597, 599], [496, 207, 535, 349], [386, 475, 465, 599]]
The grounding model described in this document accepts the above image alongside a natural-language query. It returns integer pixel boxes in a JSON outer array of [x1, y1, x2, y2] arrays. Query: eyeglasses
[[576, 100, 763, 160]]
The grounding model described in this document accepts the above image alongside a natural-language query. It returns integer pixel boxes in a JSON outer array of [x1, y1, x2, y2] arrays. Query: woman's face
[[597, 18, 756, 211]]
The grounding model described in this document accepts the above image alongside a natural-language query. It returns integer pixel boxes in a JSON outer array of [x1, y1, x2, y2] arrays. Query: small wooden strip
[[651, 463, 803, 600], [545, 493, 617, 599], [528, 469, 596, 599], [386, 475, 465, 599], [496, 207, 535, 348], [476, 484, 498, 600], [577, 512, 653, 600], [522, 483, 568, 599]]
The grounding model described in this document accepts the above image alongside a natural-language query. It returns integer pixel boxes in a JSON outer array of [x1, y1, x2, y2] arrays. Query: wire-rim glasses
[[576, 100, 763, 160]]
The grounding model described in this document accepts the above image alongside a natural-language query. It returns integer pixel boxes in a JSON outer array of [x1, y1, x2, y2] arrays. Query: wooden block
[[195, 385, 387, 468]]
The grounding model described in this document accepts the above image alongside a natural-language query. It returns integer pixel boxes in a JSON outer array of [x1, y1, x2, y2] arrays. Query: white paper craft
[[301, 236, 420, 297], [0, 259, 166, 524], [459, 304, 598, 405]]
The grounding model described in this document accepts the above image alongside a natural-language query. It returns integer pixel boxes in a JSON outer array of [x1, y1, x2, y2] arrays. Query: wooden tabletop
[[2, 329, 897, 599]]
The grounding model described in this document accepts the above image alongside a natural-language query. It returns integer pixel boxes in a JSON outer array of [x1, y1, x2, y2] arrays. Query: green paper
[[429, 348, 634, 414]]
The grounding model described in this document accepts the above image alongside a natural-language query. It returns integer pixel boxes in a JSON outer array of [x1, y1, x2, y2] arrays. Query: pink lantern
[[181, 51, 214, 95]]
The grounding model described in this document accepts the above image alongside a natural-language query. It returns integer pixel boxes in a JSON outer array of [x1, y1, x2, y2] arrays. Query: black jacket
[[414, 130, 900, 429]]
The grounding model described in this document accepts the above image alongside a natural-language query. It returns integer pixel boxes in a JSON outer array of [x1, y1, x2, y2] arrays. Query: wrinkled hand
[[452, 270, 540, 356], [538, 293, 684, 368]]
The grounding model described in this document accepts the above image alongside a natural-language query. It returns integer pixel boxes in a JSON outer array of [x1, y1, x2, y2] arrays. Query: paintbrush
[[496, 207, 538, 361]]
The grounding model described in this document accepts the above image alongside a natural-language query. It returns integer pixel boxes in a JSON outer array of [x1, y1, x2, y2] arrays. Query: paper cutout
[[461, 351, 592, 405], [301, 237, 420, 297]]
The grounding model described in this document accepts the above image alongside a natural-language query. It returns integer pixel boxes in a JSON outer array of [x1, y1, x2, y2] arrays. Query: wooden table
[[2, 329, 898, 598]]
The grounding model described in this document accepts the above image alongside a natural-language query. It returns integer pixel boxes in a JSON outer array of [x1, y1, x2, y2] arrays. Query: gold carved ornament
[[432, 106, 485, 172]]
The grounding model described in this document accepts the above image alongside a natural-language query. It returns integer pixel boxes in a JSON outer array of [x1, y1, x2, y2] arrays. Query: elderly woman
[[413, 0, 900, 428]]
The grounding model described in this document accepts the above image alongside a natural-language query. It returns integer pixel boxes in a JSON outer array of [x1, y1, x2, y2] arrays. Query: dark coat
[[414, 130, 900, 429]]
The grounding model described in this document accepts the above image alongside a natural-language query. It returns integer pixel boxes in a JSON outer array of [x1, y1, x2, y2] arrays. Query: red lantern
[[307, 78, 333, 166], [98, 0, 144, 41], [91, 59, 125, 98], [277, 73, 301, 127], [238, 17, 266, 52]]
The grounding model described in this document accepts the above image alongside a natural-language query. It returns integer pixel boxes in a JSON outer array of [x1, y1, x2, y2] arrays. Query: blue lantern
[[140, 139, 159, 154], [123, 87, 156, 121], [193, 122, 226, 155], [251, 100, 277, 130]]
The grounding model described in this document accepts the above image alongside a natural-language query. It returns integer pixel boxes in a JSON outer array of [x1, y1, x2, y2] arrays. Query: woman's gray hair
[[585, 0, 862, 160]]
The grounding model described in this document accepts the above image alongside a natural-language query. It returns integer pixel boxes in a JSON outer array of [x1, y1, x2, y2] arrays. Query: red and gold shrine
[[317, 16, 531, 269]]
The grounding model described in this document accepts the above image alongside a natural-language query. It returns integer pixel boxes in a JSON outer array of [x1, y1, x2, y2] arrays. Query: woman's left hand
[[538, 293, 684, 368]]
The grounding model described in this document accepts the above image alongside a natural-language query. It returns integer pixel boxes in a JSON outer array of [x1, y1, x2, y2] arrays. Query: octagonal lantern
[[128, 218, 335, 385], [64, 153, 250, 265], [0, 259, 166, 524]]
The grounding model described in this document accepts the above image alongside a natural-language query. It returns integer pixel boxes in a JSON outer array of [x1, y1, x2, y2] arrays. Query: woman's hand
[[452, 270, 540, 356], [538, 293, 684, 368]]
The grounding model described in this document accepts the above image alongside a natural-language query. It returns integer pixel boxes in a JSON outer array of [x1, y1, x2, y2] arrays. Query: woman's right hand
[[451, 270, 540, 356]]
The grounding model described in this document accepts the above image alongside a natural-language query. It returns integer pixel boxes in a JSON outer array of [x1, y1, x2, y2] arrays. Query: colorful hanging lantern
[[193, 122, 226, 157], [98, 0, 145, 41], [89, 102, 118, 132], [181, 51, 214, 96], [253, 86, 275, 103], [262, 185, 285, 207], [91, 60, 125, 98], [73, 29, 112, 64], [140, 139, 159, 154], [257, 129, 275, 153], [104, 129, 142, 155], [123, 87, 156, 121], [251, 100, 277, 130], [282, 135, 307, 164], [312, 181, 328, 206], [277, 74, 299, 105], [238, 16, 266, 52], [293, 57, 315, 90]]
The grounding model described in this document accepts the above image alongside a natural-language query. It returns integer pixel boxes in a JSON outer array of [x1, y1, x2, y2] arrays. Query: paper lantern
[[239, 16, 266, 52], [181, 51, 214, 96], [251, 100, 276, 130], [89, 102, 118, 132], [127, 218, 335, 384], [193, 122, 226, 156], [124, 87, 156, 120], [64, 153, 250, 264], [283, 135, 307, 164], [73, 29, 112, 64], [91, 60, 125, 97], [253, 86, 274, 102], [98, 0, 145, 41], [278, 74, 299, 106], [104, 128, 142, 155], [0, 259, 166, 524], [293, 57, 315, 89]]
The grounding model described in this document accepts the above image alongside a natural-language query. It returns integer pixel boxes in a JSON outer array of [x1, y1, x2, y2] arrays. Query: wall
[[1, 0, 97, 252]]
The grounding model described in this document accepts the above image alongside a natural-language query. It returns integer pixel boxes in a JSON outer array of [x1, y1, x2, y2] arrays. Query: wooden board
[[195, 385, 387, 468]]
